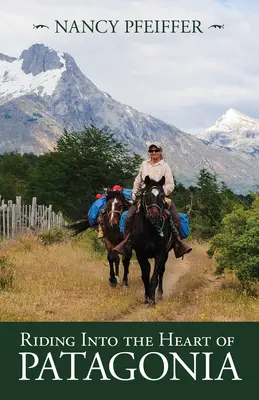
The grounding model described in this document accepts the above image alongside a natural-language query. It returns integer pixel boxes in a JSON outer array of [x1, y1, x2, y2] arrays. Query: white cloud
[[1, 0, 259, 133]]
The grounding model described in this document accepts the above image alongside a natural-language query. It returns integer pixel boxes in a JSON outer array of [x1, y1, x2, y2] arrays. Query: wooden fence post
[[48, 205, 52, 230], [0, 196, 65, 239], [30, 197, 37, 229]]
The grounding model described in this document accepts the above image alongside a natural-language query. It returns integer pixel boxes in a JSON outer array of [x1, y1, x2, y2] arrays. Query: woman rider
[[113, 142, 192, 258]]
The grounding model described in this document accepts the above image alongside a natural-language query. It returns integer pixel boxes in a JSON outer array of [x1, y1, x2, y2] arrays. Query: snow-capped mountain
[[0, 44, 259, 193], [196, 109, 259, 157]]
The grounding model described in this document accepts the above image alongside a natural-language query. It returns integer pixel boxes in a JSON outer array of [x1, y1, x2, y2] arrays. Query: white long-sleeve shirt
[[132, 159, 175, 198]]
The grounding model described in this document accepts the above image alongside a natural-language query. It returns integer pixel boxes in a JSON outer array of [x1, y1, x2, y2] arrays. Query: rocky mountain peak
[[19, 44, 65, 76], [216, 108, 256, 127], [0, 53, 17, 63], [196, 109, 259, 157]]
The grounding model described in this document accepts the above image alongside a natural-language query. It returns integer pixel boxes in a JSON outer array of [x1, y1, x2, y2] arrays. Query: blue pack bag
[[123, 189, 132, 201], [120, 211, 128, 234], [179, 213, 190, 239], [88, 189, 132, 227], [88, 197, 106, 226]]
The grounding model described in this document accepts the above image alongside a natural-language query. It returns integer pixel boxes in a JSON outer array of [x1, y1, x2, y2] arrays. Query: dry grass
[[0, 232, 143, 321], [1, 234, 259, 322], [138, 242, 259, 322]]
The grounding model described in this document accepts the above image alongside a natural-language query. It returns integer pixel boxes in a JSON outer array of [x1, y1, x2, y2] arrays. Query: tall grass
[[0, 232, 258, 322], [0, 230, 142, 321]]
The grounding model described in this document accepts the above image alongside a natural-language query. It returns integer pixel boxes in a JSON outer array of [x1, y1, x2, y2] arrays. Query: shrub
[[0, 257, 15, 289], [84, 229, 106, 254], [189, 214, 220, 241], [38, 227, 72, 245], [208, 194, 259, 290]]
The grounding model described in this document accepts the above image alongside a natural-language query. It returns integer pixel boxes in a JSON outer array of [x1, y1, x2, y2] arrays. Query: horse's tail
[[67, 218, 91, 236]]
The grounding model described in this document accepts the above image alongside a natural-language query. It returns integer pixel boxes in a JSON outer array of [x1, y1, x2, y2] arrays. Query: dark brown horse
[[101, 189, 132, 287], [68, 189, 132, 288], [129, 176, 176, 306]]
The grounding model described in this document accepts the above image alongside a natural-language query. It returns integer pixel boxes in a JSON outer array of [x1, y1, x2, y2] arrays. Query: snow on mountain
[[0, 47, 66, 103], [0, 44, 258, 194], [196, 109, 259, 157]]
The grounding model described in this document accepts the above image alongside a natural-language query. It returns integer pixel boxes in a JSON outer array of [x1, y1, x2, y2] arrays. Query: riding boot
[[113, 233, 131, 255], [168, 215, 192, 258], [113, 215, 133, 254], [174, 236, 192, 258]]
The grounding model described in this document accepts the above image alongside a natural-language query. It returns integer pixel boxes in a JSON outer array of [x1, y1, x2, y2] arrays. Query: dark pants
[[169, 202, 181, 233], [124, 201, 181, 237], [124, 204, 138, 236]]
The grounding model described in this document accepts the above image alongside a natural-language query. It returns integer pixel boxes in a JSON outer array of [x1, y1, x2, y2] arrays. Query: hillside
[[0, 44, 259, 193]]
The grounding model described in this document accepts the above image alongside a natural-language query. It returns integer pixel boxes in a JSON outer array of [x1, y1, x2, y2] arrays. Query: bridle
[[107, 197, 123, 224], [141, 185, 166, 237], [142, 186, 164, 217]]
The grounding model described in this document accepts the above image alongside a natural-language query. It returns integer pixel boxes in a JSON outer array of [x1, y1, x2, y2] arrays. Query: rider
[[113, 142, 192, 258], [97, 185, 123, 239]]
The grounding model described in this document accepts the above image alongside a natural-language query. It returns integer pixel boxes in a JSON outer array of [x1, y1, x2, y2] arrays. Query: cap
[[112, 185, 122, 191], [147, 141, 162, 149], [96, 194, 102, 200]]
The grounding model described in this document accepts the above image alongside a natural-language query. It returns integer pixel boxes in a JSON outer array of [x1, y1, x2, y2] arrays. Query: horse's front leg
[[150, 253, 168, 306], [158, 253, 168, 300], [136, 252, 151, 303], [113, 251, 120, 283], [108, 250, 117, 287], [122, 247, 132, 289]]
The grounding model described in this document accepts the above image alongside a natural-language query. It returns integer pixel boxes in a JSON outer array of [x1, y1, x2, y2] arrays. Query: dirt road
[[116, 248, 195, 321]]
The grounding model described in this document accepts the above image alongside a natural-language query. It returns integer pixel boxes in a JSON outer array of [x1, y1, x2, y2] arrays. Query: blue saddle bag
[[179, 213, 190, 239]]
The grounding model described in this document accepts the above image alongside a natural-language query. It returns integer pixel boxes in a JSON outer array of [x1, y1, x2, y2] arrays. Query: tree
[[219, 180, 243, 219], [27, 125, 142, 219], [189, 169, 223, 239], [0, 152, 38, 201], [209, 193, 259, 289], [173, 180, 194, 214]]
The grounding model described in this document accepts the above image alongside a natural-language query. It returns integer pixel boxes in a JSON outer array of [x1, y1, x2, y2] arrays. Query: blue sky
[[1, 0, 259, 134]]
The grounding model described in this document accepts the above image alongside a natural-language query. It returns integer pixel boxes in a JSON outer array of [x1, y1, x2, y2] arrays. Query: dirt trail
[[116, 248, 195, 322]]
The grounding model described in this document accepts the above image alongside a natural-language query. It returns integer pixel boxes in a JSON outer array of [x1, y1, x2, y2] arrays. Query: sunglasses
[[149, 149, 160, 153]]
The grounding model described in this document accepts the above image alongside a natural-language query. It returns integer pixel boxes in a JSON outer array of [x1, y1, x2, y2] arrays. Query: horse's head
[[142, 176, 165, 223], [106, 188, 125, 227]]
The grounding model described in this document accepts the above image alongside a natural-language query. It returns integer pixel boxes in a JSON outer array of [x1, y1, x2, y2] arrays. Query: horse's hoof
[[109, 280, 117, 288], [115, 275, 120, 283], [144, 296, 149, 304], [122, 280, 128, 289], [157, 292, 163, 301], [148, 299, 156, 307]]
